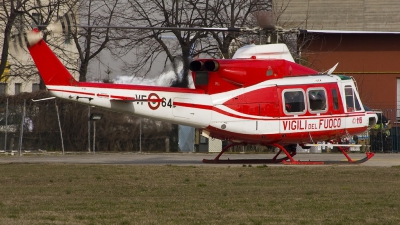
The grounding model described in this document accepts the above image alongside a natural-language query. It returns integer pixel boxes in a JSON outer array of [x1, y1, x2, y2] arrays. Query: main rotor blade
[[73, 25, 246, 32], [301, 29, 400, 34]]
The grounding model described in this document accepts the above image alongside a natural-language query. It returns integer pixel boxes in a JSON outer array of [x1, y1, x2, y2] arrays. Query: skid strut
[[202, 142, 289, 164]]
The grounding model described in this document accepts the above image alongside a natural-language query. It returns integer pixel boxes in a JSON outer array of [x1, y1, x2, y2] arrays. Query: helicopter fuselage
[[46, 73, 375, 145], [29, 38, 377, 146]]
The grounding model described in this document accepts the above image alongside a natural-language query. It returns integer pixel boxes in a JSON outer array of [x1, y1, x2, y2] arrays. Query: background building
[[277, 0, 400, 152], [276, 0, 400, 116]]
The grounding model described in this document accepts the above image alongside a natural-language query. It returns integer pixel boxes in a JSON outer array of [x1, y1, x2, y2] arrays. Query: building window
[[32, 13, 42, 26], [15, 83, 22, 95], [64, 34, 72, 44], [0, 83, 7, 95], [32, 83, 40, 92]]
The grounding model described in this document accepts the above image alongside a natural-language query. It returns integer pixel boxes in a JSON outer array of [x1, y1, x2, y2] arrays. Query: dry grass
[[0, 164, 400, 225]]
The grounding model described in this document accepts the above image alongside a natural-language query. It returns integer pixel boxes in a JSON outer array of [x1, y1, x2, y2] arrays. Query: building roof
[[279, 0, 400, 32]]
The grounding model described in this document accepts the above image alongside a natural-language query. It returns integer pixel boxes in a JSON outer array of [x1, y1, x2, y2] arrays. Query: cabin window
[[332, 89, 339, 110], [283, 90, 305, 114], [195, 71, 208, 85], [308, 89, 327, 112], [344, 85, 362, 112]]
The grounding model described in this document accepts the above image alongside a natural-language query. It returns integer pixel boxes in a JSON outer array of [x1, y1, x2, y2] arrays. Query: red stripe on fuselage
[[97, 93, 109, 98], [109, 95, 136, 101], [49, 89, 95, 96], [173, 102, 213, 110], [174, 100, 367, 121], [173, 101, 268, 120]]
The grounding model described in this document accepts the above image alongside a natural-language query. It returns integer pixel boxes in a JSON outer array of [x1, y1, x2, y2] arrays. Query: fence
[[0, 92, 179, 153], [367, 109, 399, 153]]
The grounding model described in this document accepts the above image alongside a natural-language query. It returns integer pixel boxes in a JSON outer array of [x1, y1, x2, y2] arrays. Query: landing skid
[[282, 152, 374, 165], [202, 158, 289, 164], [202, 143, 375, 165]]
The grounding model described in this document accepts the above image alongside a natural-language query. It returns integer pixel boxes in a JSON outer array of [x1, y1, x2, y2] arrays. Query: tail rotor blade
[[10, 34, 20, 54], [19, 33, 28, 49], [10, 33, 28, 53], [11, 12, 76, 51], [46, 12, 76, 35], [10, 30, 44, 53], [61, 12, 76, 35], [46, 20, 63, 34]]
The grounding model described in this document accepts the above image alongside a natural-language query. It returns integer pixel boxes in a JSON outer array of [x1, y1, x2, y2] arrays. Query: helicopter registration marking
[[282, 118, 342, 131], [146, 93, 172, 110]]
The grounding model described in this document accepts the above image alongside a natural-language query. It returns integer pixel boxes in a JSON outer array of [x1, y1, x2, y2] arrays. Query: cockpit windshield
[[344, 85, 362, 112]]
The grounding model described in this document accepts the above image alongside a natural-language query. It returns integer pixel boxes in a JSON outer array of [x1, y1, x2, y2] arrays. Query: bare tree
[[115, 0, 288, 87], [65, 0, 132, 82], [113, 0, 221, 87], [206, 0, 270, 59]]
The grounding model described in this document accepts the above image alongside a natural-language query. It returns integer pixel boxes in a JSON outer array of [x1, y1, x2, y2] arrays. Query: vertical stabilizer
[[28, 39, 78, 86]]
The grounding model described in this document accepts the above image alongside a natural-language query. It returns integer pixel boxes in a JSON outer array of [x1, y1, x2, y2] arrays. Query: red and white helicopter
[[21, 17, 377, 165]]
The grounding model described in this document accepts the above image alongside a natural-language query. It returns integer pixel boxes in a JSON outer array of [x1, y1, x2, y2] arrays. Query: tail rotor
[[10, 12, 76, 53], [10, 30, 44, 54]]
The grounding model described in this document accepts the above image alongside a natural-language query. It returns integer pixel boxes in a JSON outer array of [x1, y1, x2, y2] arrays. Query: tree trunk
[[0, 13, 17, 77]]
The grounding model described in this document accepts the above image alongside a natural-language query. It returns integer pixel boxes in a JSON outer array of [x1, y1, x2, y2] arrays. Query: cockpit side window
[[332, 89, 339, 110], [283, 90, 306, 114]]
